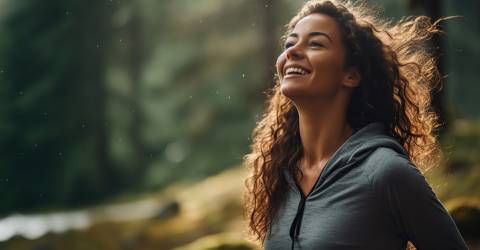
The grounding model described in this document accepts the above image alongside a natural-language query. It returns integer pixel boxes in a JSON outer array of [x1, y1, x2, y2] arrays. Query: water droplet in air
[[265, 4, 269, 8], [242, 73, 246, 78], [19, 91, 23, 95]]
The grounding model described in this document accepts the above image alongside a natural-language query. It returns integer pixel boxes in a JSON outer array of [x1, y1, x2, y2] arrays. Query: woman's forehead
[[291, 13, 340, 41]]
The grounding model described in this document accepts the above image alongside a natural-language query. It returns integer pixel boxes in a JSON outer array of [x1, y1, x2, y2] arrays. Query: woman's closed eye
[[283, 41, 324, 50], [309, 41, 324, 48]]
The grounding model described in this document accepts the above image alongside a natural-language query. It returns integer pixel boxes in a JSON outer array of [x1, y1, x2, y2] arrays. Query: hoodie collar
[[284, 122, 406, 197]]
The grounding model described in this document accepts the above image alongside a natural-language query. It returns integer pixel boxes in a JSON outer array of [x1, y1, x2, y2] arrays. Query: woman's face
[[276, 13, 357, 100]]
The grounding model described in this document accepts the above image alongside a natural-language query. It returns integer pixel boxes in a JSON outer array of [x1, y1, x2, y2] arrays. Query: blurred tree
[[256, 0, 277, 94], [0, 0, 116, 213], [126, 1, 148, 186]]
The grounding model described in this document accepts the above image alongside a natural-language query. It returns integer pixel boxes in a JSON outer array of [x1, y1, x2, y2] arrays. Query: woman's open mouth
[[283, 66, 311, 79]]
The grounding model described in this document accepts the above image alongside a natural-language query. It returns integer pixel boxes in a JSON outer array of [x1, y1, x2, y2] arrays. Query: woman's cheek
[[276, 52, 286, 78]]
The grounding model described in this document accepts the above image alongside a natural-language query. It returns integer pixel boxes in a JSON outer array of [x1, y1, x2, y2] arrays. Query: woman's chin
[[280, 81, 307, 99]]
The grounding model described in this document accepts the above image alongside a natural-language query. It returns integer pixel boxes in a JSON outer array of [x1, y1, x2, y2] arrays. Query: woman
[[243, 0, 468, 249]]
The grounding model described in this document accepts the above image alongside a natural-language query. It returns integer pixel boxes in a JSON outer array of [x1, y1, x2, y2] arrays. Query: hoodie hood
[[283, 122, 407, 250], [284, 122, 406, 200]]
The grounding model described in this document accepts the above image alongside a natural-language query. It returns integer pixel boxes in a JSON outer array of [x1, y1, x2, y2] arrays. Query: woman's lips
[[283, 73, 310, 79]]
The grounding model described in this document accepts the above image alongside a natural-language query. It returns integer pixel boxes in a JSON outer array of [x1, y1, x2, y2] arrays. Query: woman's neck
[[296, 98, 353, 169]]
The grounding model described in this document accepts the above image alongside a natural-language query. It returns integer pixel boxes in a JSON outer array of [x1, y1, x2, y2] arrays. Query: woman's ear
[[342, 67, 361, 88]]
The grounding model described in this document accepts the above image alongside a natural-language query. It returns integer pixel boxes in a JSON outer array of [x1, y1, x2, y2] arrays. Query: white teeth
[[285, 67, 309, 75]]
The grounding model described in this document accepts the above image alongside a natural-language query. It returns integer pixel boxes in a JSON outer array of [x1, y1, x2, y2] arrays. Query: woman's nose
[[285, 45, 303, 60]]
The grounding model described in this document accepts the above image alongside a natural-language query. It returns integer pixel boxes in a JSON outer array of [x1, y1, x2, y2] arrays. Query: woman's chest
[[265, 181, 402, 250]]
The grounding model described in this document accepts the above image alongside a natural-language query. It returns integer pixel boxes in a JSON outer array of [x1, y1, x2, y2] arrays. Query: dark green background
[[0, 0, 478, 215]]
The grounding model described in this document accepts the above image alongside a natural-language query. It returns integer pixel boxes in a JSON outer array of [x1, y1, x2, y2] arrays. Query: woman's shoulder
[[362, 146, 423, 189]]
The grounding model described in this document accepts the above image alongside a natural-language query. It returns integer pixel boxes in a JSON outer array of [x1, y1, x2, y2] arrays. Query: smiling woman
[[278, 14, 357, 102], [243, 0, 469, 250]]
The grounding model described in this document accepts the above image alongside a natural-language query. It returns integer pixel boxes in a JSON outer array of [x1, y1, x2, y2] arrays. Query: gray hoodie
[[264, 122, 468, 250]]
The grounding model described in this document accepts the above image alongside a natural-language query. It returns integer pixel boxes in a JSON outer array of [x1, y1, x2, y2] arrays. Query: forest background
[[0, 0, 479, 249]]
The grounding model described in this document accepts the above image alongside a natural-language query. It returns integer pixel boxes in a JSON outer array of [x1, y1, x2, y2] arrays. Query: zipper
[[289, 190, 306, 250], [288, 161, 329, 250]]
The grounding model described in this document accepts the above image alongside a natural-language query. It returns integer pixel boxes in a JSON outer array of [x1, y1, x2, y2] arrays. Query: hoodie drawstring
[[289, 193, 306, 250]]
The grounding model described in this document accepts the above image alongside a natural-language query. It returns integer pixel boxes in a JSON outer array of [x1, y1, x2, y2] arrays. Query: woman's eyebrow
[[288, 31, 332, 43]]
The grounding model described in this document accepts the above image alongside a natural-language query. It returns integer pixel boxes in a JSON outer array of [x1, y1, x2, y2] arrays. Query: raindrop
[[265, 4, 269, 8], [199, 19, 203, 24], [216, 90, 220, 95], [34, 144, 38, 147], [43, 112, 48, 116], [227, 95, 231, 100], [251, 22, 256, 27], [189, 95, 193, 99], [58, 152, 63, 156], [0, 69, 4, 74], [19, 91, 23, 95], [5, 178, 8, 182], [119, 39, 123, 43], [242, 73, 246, 78], [81, 123, 86, 128], [65, 10, 70, 15], [96, 43, 100, 49]]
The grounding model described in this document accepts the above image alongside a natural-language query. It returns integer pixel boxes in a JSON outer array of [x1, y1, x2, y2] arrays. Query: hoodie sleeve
[[369, 149, 468, 250]]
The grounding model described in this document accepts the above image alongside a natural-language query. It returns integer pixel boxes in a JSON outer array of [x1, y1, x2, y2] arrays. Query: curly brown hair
[[243, 0, 446, 245]]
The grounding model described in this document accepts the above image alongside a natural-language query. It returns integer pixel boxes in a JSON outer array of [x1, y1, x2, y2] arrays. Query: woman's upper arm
[[369, 150, 468, 250]]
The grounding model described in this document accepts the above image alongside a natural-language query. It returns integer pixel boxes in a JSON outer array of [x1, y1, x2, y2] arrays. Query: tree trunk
[[127, 2, 148, 186]]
